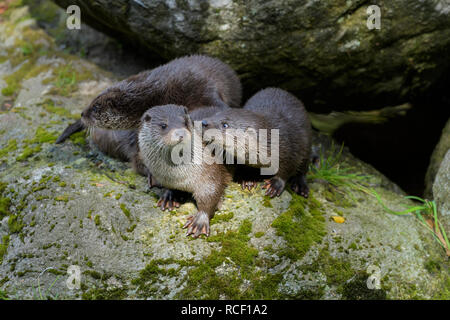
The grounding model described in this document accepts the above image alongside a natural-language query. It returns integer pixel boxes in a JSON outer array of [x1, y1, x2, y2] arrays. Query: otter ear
[[142, 114, 151, 122], [106, 98, 115, 110]]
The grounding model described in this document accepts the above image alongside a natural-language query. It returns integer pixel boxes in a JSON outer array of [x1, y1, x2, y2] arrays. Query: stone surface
[[433, 150, 450, 235], [52, 0, 450, 111], [425, 118, 450, 199], [0, 4, 449, 300]]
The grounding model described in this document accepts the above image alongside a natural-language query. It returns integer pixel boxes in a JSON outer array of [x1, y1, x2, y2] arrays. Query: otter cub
[[138, 105, 232, 238], [201, 88, 312, 198]]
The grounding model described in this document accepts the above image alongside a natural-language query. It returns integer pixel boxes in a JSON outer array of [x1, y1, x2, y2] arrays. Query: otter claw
[[241, 181, 258, 191], [183, 212, 210, 238], [157, 189, 181, 211], [262, 177, 285, 198], [291, 175, 309, 198]]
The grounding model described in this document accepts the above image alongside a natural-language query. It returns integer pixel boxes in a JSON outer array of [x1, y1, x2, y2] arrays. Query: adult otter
[[201, 88, 312, 198], [56, 54, 241, 140], [138, 105, 232, 238]]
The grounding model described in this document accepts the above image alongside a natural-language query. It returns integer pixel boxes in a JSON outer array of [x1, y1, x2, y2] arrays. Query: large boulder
[[425, 119, 450, 198], [433, 150, 450, 235], [1, 5, 449, 300], [52, 0, 450, 111]]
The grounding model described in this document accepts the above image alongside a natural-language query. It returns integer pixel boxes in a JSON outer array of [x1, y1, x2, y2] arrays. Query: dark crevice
[[333, 70, 450, 196]]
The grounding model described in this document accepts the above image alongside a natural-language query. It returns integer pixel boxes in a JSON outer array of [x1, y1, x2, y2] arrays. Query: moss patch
[[272, 192, 327, 260], [16, 126, 58, 161], [0, 140, 18, 159]]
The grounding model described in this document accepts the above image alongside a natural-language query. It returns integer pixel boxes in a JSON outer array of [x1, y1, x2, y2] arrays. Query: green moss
[[8, 214, 24, 234], [16, 145, 41, 161], [0, 182, 12, 219], [115, 193, 122, 200], [16, 127, 58, 161], [44, 62, 94, 96], [271, 192, 326, 260], [254, 231, 264, 238], [126, 224, 137, 233], [0, 139, 18, 159], [54, 195, 69, 202], [0, 235, 11, 264], [176, 220, 263, 299], [39, 99, 78, 119], [120, 203, 131, 220], [210, 211, 234, 225], [94, 215, 101, 226], [132, 259, 186, 297], [33, 126, 58, 143], [349, 242, 357, 250], [424, 259, 441, 274], [262, 195, 273, 208], [82, 287, 128, 300], [69, 131, 87, 145]]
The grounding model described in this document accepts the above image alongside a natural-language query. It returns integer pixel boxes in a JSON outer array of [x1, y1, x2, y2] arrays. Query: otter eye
[[222, 123, 229, 129], [160, 123, 167, 129], [92, 104, 99, 112]]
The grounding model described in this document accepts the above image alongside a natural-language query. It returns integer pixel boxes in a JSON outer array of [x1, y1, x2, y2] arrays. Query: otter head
[[201, 109, 258, 145], [200, 109, 263, 163], [81, 88, 140, 130], [139, 105, 193, 150]]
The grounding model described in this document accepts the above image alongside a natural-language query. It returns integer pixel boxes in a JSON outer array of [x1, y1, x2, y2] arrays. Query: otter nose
[[81, 111, 85, 117], [171, 128, 188, 143], [202, 120, 208, 127]]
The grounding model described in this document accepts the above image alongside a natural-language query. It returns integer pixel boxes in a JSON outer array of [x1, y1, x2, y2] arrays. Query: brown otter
[[201, 87, 312, 198], [138, 105, 232, 238], [81, 54, 242, 130], [56, 54, 241, 140]]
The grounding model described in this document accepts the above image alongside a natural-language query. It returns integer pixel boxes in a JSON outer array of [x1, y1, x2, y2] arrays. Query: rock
[[52, 0, 450, 111], [433, 150, 450, 235], [1, 5, 449, 300], [425, 119, 450, 198]]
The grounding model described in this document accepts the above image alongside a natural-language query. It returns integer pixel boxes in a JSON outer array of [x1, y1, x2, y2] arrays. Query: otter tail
[[55, 119, 85, 144]]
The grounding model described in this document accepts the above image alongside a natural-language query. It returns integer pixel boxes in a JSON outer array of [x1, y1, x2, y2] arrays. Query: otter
[[82, 54, 241, 130], [201, 87, 312, 198], [57, 54, 241, 140], [138, 105, 232, 238], [56, 55, 241, 209]]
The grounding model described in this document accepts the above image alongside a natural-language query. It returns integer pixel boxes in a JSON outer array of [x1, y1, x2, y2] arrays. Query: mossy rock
[[0, 4, 449, 300], [52, 0, 450, 111]]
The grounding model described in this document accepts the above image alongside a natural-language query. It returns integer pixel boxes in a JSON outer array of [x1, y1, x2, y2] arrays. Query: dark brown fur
[[138, 105, 232, 238], [82, 55, 242, 130], [201, 88, 312, 198]]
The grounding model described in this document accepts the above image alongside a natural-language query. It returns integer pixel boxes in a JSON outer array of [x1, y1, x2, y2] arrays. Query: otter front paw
[[262, 177, 286, 198], [157, 189, 181, 211], [241, 181, 258, 191], [291, 175, 309, 198], [183, 211, 210, 238], [148, 174, 162, 189]]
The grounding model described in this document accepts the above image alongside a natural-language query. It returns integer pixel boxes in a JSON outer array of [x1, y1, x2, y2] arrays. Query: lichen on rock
[[0, 3, 449, 300]]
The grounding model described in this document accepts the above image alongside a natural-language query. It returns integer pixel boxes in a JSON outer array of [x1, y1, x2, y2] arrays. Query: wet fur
[[138, 105, 232, 236], [202, 87, 312, 196], [83, 55, 242, 130]]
